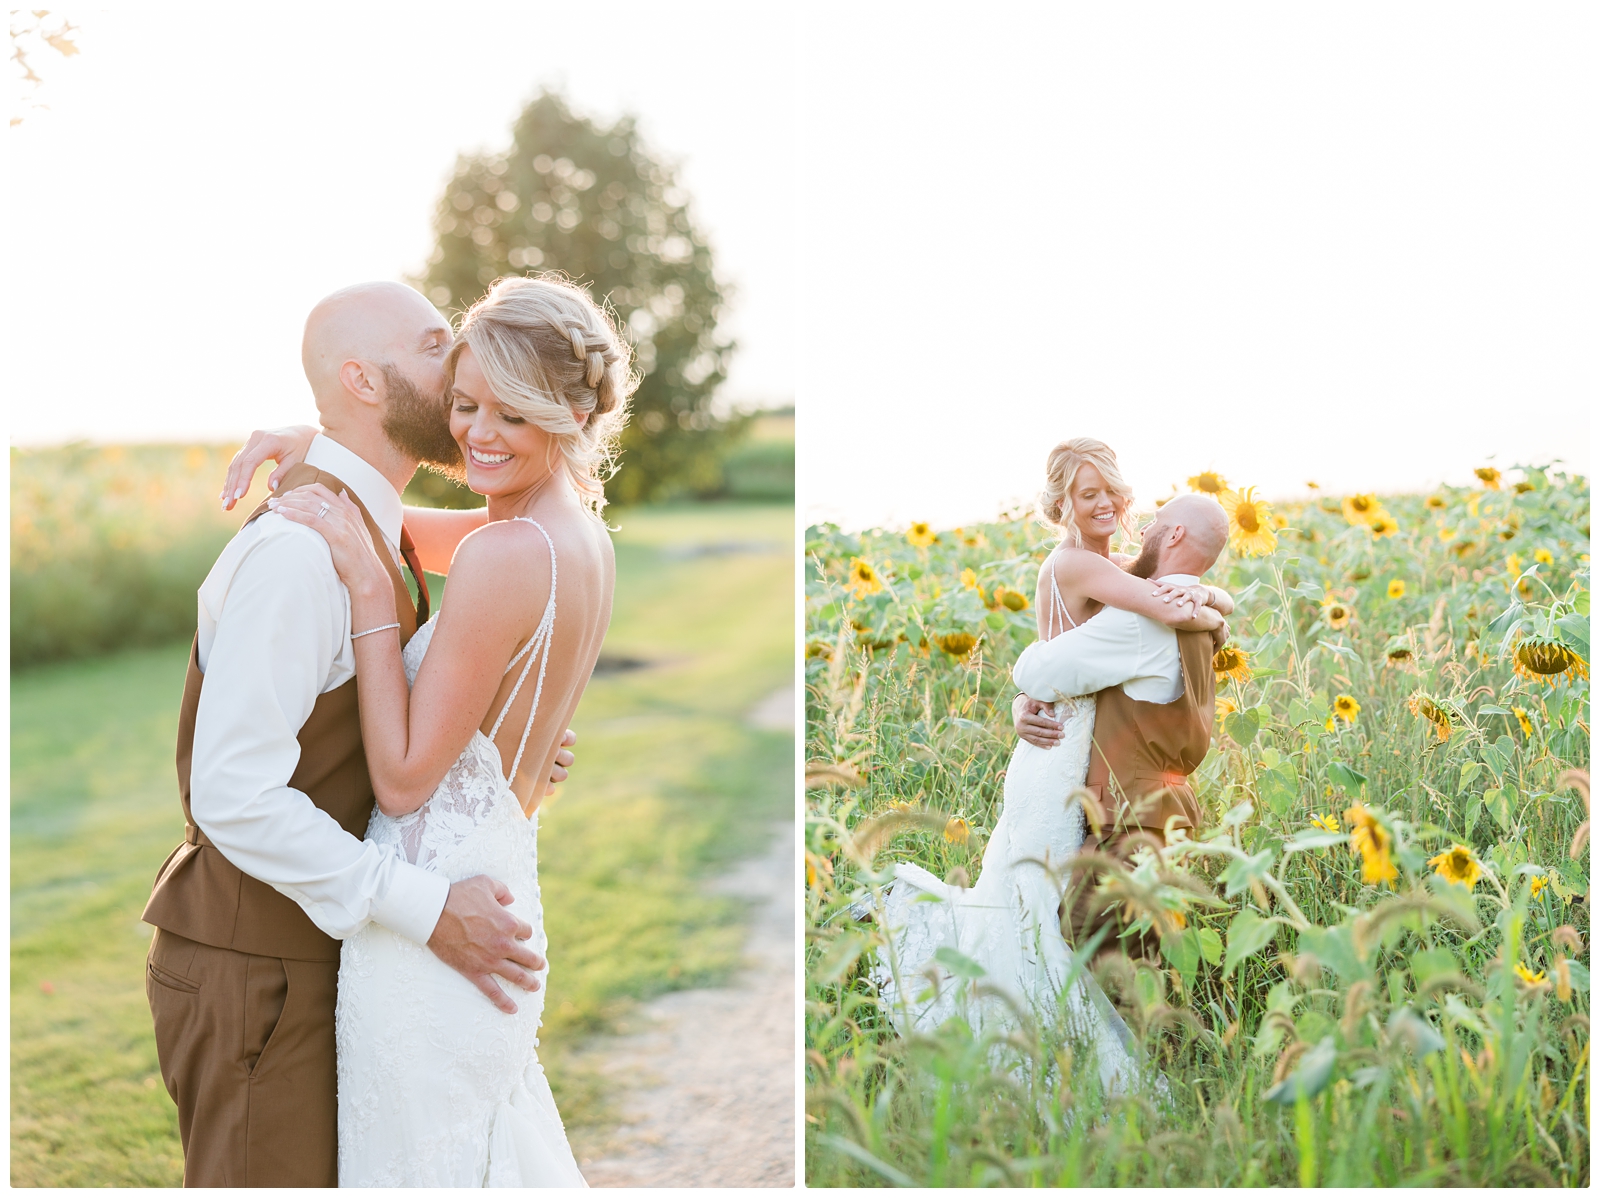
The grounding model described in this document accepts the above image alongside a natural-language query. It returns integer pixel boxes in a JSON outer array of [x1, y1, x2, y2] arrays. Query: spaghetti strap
[[487, 517, 558, 784], [1044, 549, 1077, 640]]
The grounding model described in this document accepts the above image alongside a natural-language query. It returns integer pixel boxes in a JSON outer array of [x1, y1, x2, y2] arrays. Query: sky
[[8, 5, 795, 445], [797, 4, 1594, 530]]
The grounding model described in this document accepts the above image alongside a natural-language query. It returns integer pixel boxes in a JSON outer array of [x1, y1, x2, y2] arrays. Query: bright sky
[[8, 5, 794, 445], [799, 5, 1594, 530]]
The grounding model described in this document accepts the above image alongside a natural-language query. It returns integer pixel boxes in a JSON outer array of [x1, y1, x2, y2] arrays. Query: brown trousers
[[145, 928, 339, 1187], [1060, 826, 1166, 965]]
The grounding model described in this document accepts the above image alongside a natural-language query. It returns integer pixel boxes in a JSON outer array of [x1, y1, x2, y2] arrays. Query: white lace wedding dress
[[335, 519, 587, 1188], [869, 562, 1142, 1094]]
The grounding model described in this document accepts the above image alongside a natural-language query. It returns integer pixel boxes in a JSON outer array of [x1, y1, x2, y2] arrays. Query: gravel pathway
[[575, 689, 795, 1188]]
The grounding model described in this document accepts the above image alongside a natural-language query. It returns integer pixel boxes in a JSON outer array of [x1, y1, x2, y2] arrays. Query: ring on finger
[[316, 501, 330, 519]]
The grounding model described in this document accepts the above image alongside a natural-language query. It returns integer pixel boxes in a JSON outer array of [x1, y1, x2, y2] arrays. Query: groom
[[141, 282, 561, 1187], [1010, 494, 1229, 964]]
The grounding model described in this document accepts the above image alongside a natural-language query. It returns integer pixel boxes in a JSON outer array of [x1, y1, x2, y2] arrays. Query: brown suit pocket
[[244, 955, 289, 1078], [147, 959, 201, 994]]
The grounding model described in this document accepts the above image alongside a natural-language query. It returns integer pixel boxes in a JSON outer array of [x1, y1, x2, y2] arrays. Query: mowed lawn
[[10, 502, 794, 1187]]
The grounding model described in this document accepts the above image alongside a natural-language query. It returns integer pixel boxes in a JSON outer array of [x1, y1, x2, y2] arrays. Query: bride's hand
[[221, 424, 319, 510], [268, 483, 390, 595], [547, 729, 576, 797], [1150, 581, 1211, 618]]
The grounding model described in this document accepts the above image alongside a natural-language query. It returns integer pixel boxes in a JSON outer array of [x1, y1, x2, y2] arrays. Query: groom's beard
[[1127, 537, 1162, 579], [381, 365, 465, 480]]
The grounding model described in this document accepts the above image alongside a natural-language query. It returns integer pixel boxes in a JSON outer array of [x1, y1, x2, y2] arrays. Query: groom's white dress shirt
[[1011, 573, 1201, 705], [189, 434, 450, 946]]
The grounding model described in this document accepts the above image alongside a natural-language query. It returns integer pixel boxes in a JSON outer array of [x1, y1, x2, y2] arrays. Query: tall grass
[[805, 467, 1590, 1186], [10, 444, 262, 666]]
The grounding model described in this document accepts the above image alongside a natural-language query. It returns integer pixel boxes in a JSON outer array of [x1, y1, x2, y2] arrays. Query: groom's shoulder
[[201, 511, 340, 603]]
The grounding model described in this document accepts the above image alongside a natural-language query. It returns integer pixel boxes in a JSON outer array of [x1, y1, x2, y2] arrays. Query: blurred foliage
[[805, 464, 1590, 1185], [414, 90, 744, 505], [10, 444, 269, 667]]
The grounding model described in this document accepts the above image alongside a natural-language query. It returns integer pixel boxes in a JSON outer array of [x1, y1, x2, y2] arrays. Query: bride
[[870, 438, 1230, 1091], [245, 275, 629, 1186]]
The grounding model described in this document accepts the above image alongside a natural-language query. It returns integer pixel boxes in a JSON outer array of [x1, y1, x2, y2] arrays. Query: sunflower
[[906, 521, 936, 548], [1272, 513, 1289, 529], [1220, 488, 1277, 556], [1475, 466, 1502, 490], [1342, 493, 1381, 525], [1306, 480, 1321, 490], [1324, 716, 1337, 734], [1534, 547, 1554, 565], [956, 527, 985, 548], [1333, 694, 1360, 723], [1322, 596, 1353, 631], [1188, 470, 1229, 495], [943, 816, 971, 845], [1384, 637, 1415, 669], [960, 567, 979, 590], [1387, 578, 1406, 599], [1407, 691, 1452, 740], [1310, 813, 1340, 833], [1513, 707, 1534, 737], [1529, 875, 1549, 899], [1216, 697, 1237, 718], [1427, 844, 1482, 887], [1425, 493, 1447, 510], [1212, 643, 1252, 686], [1367, 511, 1399, 537], [1344, 804, 1397, 886], [993, 585, 1029, 612], [1505, 553, 1523, 575], [936, 631, 978, 659], [1513, 635, 1588, 685], [1514, 963, 1546, 985], [846, 557, 884, 598], [1513, 480, 1536, 494], [805, 640, 833, 660]]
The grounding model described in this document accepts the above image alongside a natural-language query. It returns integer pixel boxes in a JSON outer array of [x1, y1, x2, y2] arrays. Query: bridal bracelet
[[351, 622, 401, 640]]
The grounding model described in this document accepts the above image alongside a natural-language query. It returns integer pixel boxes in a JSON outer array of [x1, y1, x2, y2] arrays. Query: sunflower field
[[804, 465, 1590, 1187]]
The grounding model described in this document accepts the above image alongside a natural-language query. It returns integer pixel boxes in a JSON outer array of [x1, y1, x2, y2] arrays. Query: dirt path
[[574, 689, 795, 1188]]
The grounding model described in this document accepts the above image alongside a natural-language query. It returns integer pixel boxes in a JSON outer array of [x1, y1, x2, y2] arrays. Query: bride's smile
[[449, 344, 576, 510]]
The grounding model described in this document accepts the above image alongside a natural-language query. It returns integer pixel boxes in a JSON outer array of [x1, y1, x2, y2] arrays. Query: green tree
[[414, 90, 739, 506]]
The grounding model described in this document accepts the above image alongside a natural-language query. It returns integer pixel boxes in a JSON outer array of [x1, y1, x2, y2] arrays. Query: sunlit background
[[799, 5, 1593, 531], [9, 5, 794, 444]]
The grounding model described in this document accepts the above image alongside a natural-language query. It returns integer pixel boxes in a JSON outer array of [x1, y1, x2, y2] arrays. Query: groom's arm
[[191, 523, 449, 945], [1011, 608, 1147, 702]]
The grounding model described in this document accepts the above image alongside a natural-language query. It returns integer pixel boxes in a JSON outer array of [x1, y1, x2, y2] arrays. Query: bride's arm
[[1059, 550, 1225, 632], [271, 485, 541, 816]]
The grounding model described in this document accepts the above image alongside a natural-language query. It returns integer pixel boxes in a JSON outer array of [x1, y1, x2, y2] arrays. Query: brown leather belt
[[1133, 771, 1190, 788]]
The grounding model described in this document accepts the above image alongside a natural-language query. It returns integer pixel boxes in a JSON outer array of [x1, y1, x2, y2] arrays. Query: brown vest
[[1083, 628, 1217, 838], [141, 465, 421, 962]]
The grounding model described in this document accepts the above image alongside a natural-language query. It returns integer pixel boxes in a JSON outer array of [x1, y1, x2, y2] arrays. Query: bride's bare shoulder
[[1045, 546, 1113, 580]]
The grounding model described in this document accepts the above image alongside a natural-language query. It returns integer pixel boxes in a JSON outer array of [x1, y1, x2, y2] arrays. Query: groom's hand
[[428, 875, 547, 1015], [1013, 694, 1065, 749], [547, 728, 576, 796]]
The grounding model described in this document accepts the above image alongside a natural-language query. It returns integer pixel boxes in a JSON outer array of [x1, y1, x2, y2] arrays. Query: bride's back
[[471, 500, 614, 814]]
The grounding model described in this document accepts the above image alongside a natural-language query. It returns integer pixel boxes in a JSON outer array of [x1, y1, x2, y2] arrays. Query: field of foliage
[[804, 464, 1590, 1186]]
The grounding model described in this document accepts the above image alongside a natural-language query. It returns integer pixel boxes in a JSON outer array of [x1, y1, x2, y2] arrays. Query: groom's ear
[[339, 359, 385, 409]]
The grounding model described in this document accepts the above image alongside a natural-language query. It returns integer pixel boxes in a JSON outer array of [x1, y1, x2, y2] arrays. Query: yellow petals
[[1333, 694, 1360, 723], [1220, 487, 1277, 556], [943, 816, 971, 845], [1187, 470, 1229, 495], [905, 521, 935, 548], [1427, 844, 1482, 887], [1310, 813, 1340, 833], [846, 557, 884, 598], [1387, 578, 1406, 599]]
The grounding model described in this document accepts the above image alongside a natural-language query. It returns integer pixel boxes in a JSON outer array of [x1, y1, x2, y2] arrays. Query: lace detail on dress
[[365, 518, 559, 872]]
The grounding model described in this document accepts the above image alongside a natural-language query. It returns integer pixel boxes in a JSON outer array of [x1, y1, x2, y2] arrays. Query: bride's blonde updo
[[1037, 437, 1139, 547], [447, 273, 638, 517]]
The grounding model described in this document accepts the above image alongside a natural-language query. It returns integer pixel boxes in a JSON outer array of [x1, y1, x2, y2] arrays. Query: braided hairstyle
[[1036, 437, 1138, 548], [446, 273, 637, 517]]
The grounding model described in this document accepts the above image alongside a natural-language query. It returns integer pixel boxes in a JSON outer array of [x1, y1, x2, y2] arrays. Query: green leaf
[[1387, 1007, 1445, 1056], [1161, 930, 1201, 980], [1259, 764, 1300, 817], [1223, 909, 1280, 977], [1221, 849, 1276, 899], [1264, 1036, 1338, 1105], [933, 947, 986, 981], [1478, 705, 1513, 717], [1221, 801, 1255, 829], [1224, 708, 1261, 748], [1197, 927, 1224, 966], [1327, 760, 1368, 793], [1409, 947, 1458, 986], [984, 611, 1006, 631], [817, 931, 873, 983], [1484, 787, 1514, 832], [1556, 612, 1590, 657], [1459, 761, 1483, 788], [1298, 923, 1371, 982], [1253, 610, 1275, 634], [1567, 961, 1590, 993], [1284, 829, 1348, 853]]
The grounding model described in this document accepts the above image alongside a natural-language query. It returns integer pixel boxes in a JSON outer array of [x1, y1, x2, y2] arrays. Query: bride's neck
[[1076, 530, 1113, 558], [485, 468, 572, 522]]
